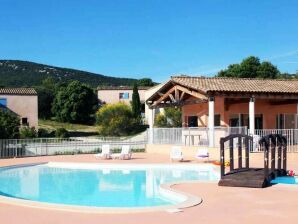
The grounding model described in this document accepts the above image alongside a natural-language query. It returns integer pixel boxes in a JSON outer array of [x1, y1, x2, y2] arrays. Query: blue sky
[[0, 0, 298, 82]]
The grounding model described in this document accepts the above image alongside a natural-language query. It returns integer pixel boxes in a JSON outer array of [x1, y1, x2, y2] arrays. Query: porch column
[[208, 97, 215, 147], [249, 97, 255, 135], [148, 108, 155, 144]]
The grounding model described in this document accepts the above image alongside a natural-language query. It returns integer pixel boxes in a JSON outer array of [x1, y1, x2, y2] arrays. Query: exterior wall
[[97, 89, 147, 105], [144, 84, 164, 126], [182, 96, 297, 129], [0, 94, 38, 127]]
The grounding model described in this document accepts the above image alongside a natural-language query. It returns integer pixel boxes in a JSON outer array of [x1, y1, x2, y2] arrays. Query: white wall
[[98, 89, 147, 105], [0, 94, 38, 127]]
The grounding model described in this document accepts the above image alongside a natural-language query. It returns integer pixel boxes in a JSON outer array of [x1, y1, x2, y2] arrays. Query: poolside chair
[[111, 145, 132, 160], [170, 146, 183, 162], [95, 144, 111, 159], [195, 148, 209, 162]]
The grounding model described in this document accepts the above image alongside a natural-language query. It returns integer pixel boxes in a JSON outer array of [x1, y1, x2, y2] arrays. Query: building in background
[[0, 88, 38, 127]]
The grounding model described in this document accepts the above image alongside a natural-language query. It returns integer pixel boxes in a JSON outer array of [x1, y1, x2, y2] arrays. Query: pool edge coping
[[0, 161, 214, 214]]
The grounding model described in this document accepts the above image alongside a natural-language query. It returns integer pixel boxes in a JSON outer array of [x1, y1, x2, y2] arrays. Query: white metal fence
[[147, 127, 298, 152], [147, 127, 247, 147], [0, 136, 147, 158], [253, 129, 298, 152]]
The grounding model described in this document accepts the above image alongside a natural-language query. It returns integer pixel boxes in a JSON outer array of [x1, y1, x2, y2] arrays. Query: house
[[146, 76, 298, 146], [97, 86, 152, 117], [0, 88, 38, 127]]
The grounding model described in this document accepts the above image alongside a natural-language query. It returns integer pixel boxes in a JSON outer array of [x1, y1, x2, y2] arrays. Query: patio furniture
[[95, 144, 111, 159], [111, 145, 132, 160], [170, 146, 183, 162], [195, 148, 209, 162], [183, 134, 201, 146]]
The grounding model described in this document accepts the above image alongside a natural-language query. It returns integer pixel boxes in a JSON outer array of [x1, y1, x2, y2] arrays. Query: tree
[[137, 78, 154, 86], [51, 81, 98, 123], [96, 103, 139, 136], [35, 77, 60, 119], [155, 107, 182, 127], [218, 56, 280, 79], [0, 110, 20, 139], [131, 83, 141, 118]]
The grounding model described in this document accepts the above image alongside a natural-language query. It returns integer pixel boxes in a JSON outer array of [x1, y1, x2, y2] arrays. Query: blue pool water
[[0, 163, 219, 207], [271, 176, 298, 185]]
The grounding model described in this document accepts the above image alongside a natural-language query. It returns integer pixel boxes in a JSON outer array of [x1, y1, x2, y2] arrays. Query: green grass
[[38, 119, 98, 132]]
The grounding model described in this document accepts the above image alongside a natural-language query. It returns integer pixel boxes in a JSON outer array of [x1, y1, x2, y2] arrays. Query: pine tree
[[131, 83, 141, 118]]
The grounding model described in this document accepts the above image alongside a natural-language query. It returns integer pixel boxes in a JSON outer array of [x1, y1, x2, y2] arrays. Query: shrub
[[55, 128, 69, 138], [96, 103, 140, 136], [0, 110, 20, 139], [37, 128, 52, 138], [19, 127, 37, 139]]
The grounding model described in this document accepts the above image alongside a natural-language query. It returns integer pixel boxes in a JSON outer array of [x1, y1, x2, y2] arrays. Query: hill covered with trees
[[0, 60, 153, 88]]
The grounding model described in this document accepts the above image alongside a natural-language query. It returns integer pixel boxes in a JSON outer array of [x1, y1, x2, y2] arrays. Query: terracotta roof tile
[[171, 76, 298, 94], [0, 88, 37, 95], [97, 86, 151, 90]]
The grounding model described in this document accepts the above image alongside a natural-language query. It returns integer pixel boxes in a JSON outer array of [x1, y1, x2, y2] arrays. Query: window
[[119, 92, 129, 99], [0, 98, 7, 107], [229, 113, 263, 129], [188, 116, 198, 127], [21, 117, 28, 125], [276, 114, 298, 129], [214, 114, 221, 126]]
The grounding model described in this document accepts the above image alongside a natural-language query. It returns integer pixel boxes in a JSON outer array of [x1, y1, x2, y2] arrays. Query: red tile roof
[[171, 76, 298, 94]]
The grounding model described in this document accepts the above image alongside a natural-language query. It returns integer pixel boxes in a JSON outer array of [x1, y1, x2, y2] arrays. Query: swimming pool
[[0, 162, 219, 209], [271, 176, 298, 185]]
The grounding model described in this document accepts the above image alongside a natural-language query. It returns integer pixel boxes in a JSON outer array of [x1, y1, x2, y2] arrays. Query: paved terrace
[[0, 153, 298, 224]]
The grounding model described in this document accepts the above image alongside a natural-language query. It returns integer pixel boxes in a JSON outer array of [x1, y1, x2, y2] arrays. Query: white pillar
[[208, 97, 215, 147], [148, 108, 155, 144], [249, 97, 255, 135]]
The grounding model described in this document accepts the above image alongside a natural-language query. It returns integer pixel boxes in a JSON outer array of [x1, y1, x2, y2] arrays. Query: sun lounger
[[95, 144, 111, 159], [111, 145, 132, 160], [170, 146, 183, 162], [195, 148, 209, 162]]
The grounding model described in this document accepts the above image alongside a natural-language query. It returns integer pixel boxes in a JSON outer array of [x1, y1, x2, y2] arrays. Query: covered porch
[[146, 76, 298, 148]]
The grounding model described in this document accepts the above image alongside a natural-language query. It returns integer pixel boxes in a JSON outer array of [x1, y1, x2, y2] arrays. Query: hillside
[[0, 60, 139, 88]]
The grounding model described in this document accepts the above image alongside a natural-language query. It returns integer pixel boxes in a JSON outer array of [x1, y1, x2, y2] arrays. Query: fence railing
[[253, 129, 298, 152], [0, 136, 147, 159], [147, 127, 248, 147]]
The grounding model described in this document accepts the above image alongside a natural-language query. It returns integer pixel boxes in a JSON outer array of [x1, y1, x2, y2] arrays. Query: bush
[[96, 103, 140, 136], [55, 128, 69, 138], [37, 128, 53, 138], [0, 110, 20, 139], [19, 127, 37, 139]]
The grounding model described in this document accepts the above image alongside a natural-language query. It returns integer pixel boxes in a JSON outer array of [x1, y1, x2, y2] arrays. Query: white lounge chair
[[95, 144, 111, 159], [195, 148, 209, 162], [170, 146, 183, 162], [111, 145, 132, 160]]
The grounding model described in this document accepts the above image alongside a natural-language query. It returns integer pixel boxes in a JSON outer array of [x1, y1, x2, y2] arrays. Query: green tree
[[137, 78, 154, 86], [218, 56, 280, 79], [96, 103, 139, 136], [131, 83, 141, 118], [155, 107, 182, 127], [0, 110, 20, 139], [52, 81, 98, 123]]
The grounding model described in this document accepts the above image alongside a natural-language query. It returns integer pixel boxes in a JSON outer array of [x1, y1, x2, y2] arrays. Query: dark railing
[[259, 134, 287, 179], [220, 134, 253, 178]]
